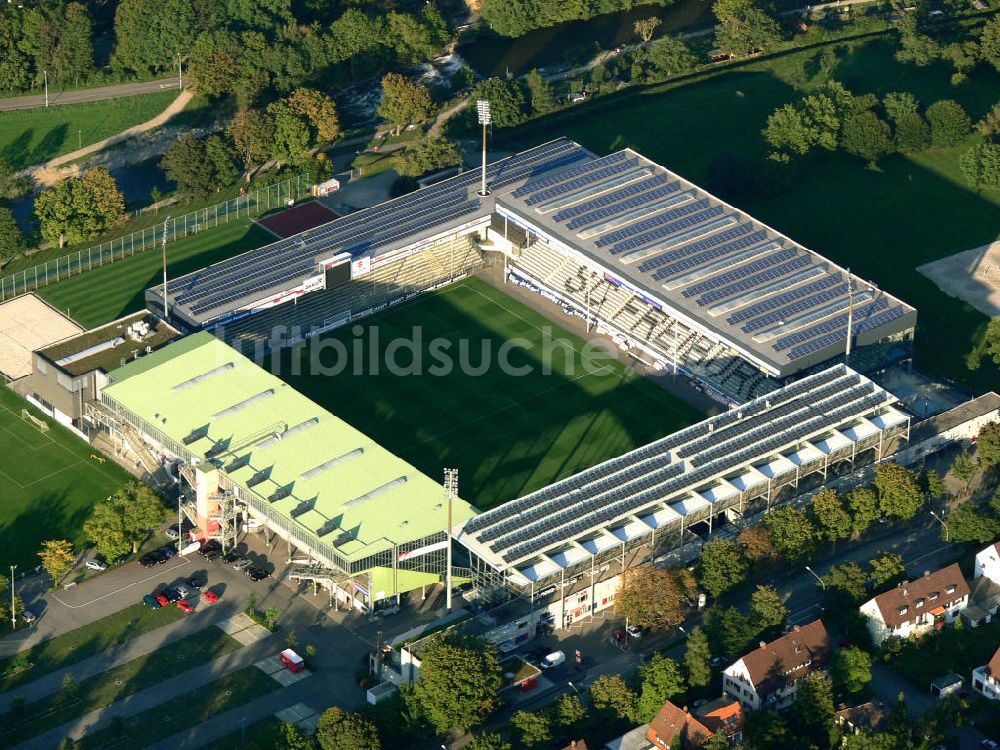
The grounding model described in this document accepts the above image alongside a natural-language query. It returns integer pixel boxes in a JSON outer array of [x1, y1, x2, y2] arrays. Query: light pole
[[9, 565, 15, 629], [930, 510, 949, 542], [161, 216, 171, 320], [804, 565, 826, 589], [78, 130, 81, 149], [43, 70, 48, 108], [476, 100, 491, 197], [444, 468, 458, 612]]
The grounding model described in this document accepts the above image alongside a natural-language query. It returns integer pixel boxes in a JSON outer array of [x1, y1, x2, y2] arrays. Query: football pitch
[[0, 387, 131, 568], [281, 276, 704, 510]]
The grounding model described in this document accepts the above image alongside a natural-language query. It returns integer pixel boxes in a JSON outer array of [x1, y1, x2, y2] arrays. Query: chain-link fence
[[0, 174, 308, 303]]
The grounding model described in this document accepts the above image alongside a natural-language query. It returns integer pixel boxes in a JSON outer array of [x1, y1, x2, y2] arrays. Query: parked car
[[202, 591, 219, 604], [199, 540, 222, 559], [203, 548, 222, 562], [246, 567, 269, 582], [158, 546, 176, 561], [85, 558, 107, 571], [164, 526, 180, 540], [981, 741, 999, 750], [185, 576, 205, 590], [20, 610, 36, 625], [279, 649, 304, 673], [139, 553, 159, 568], [142, 594, 161, 610], [177, 600, 194, 613], [232, 558, 252, 572], [222, 550, 242, 564], [626, 624, 644, 639], [155, 594, 170, 607], [162, 587, 182, 603], [540, 651, 566, 669], [175, 584, 194, 599]]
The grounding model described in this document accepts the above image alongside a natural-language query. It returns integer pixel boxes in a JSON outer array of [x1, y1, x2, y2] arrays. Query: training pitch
[[281, 276, 703, 510], [0, 387, 130, 568]]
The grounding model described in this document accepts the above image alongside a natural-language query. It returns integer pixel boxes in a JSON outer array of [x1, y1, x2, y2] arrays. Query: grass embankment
[[510, 36, 1000, 393], [0, 91, 178, 169]]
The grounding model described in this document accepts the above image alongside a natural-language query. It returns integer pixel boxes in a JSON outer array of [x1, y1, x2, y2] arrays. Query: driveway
[[0, 79, 181, 112]]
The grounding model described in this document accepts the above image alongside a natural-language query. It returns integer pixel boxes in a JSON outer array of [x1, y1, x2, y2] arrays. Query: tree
[[979, 421, 1000, 469], [280, 721, 315, 750], [684, 626, 713, 689], [412, 633, 502, 733], [745, 711, 790, 750], [35, 168, 127, 248], [811, 489, 852, 543], [979, 102, 1000, 138], [589, 674, 637, 721], [923, 468, 946, 500], [641, 35, 697, 80], [616, 565, 695, 630], [386, 9, 446, 66], [635, 17, 662, 43], [56, 672, 80, 708], [894, 111, 931, 153], [636, 653, 686, 722], [831, 647, 872, 695], [704, 605, 755, 656], [510, 710, 551, 748], [714, 0, 781, 59], [0, 207, 26, 262], [738, 526, 776, 562], [945, 503, 1000, 544], [824, 562, 869, 603], [764, 505, 817, 561], [750, 585, 787, 631], [524, 70, 556, 115], [926, 100, 972, 148], [472, 78, 526, 128], [465, 733, 511, 750], [268, 100, 313, 165], [378, 74, 434, 136], [316, 707, 381, 750], [951, 448, 978, 490], [895, 15, 941, 67], [552, 692, 586, 731], [396, 138, 463, 178], [960, 142, 1000, 190], [83, 481, 165, 558], [113, 0, 198, 76], [845, 486, 880, 534], [698, 539, 747, 597], [883, 91, 919, 123], [842, 111, 895, 166], [228, 109, 274, 176], [38, 540, 75, 584], [874, 462, 924, 520], [982, 14, 1000, 74], [790, 673, 835, 750], [868, 553, 905, 589]]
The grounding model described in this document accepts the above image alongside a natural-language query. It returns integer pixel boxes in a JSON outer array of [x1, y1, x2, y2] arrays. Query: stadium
[[91, 137, 934, 622]]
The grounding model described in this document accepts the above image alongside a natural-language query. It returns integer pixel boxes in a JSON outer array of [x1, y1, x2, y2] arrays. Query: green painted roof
[[104, 332, 475, 561]]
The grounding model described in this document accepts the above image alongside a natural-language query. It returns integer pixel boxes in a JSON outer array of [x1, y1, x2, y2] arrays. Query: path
[[429, 96, 471, 138], [0, 79, 182, 113], [26, 89, 193, 187]]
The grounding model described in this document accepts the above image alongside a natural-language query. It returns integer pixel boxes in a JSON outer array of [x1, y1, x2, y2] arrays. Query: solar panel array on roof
[[460, 364, 904, 566]]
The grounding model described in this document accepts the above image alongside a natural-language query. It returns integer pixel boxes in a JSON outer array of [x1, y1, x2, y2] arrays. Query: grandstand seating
[[217, 236, 483, 353], [510, 241, 780, 403]]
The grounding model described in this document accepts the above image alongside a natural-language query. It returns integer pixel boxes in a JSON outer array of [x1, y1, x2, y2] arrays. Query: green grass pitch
[[281, 276, 704, 510], [0, 387, 132, 569]]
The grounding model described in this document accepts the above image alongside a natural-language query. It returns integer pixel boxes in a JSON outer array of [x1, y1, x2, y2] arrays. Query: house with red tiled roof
[[693, 698, 744, 744], [858, 564, 970, 645], [972, 646, 1000, 700], [646, 700, 712, 750], [721, 619, 831, 711]]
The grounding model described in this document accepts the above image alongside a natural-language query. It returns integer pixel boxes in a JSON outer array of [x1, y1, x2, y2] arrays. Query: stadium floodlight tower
[[444, 467, 459, 611], [476, 100, 491, 197]]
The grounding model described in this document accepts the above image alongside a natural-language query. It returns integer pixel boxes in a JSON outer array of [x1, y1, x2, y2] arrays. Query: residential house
[[693, 698, 744, 744], [858, 564, 970, 645], [975, 543, 1000, 584], [834, 702, 888, 736], [972, 646, 1000, 700], [930, 674, 963, 700], [721, 619, 832, 711], [562, 742, 589, 750], [646, 700, 713, 750]]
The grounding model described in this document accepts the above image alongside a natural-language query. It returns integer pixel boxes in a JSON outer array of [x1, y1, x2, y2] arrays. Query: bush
[[894, 111, 931, 153], [926, 100, 972, 148]]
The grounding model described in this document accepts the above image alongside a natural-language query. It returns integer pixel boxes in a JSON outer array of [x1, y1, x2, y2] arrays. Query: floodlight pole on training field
[[161, 216, 171, 320], [477, 101, 491, 197], [444, 468, 459, 612], [43, 70, 48, 108]]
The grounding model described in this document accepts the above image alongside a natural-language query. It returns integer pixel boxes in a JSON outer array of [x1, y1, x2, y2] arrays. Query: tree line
[[481, 0, 671, 38]]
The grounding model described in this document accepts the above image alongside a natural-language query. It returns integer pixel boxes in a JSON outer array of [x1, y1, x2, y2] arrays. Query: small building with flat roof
[[95, 331, 476, 611]]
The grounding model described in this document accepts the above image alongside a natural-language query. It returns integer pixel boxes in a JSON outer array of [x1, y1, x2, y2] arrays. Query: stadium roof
[[456, 364, 909, 578], [159, 139, 591, 325], [157, 139, 915, 378], [103, 332, 475, 563], [494, 149, 916, 376]]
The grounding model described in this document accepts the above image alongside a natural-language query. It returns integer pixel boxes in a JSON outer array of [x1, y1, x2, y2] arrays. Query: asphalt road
[[0, 79, 181, 112]]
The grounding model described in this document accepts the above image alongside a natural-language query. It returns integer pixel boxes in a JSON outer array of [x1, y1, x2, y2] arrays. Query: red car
[[155, 593, 170, 607], [202, 591, 219, 604], [177, 599, 194, 613]]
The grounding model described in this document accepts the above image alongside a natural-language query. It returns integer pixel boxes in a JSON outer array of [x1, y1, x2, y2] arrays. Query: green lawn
[[209, 716, 286, 750], [77, 666, 280, 749], [38, 221, 274, 328], [0, 387, 132, 572], [281, 276, 703, 509], [0, 601, 186, 694], [0, 627, 241, 743], [886, 619, 1000, 690], [0, 91, 179, 169], [510, 36, 1000, 393]]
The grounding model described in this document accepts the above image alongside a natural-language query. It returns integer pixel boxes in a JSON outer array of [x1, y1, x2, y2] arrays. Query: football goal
[[21, 409, 49, 433]]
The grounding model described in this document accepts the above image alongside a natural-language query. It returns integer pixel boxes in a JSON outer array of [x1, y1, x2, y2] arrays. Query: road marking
[[787, 602, 822, 624], [904, 543, 952, 567], [50, 559, 191, 609]]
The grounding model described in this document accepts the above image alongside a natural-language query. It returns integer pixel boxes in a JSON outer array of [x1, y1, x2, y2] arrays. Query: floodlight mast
[[444, 468, 459, 612], [476, 100, 491, 197]]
